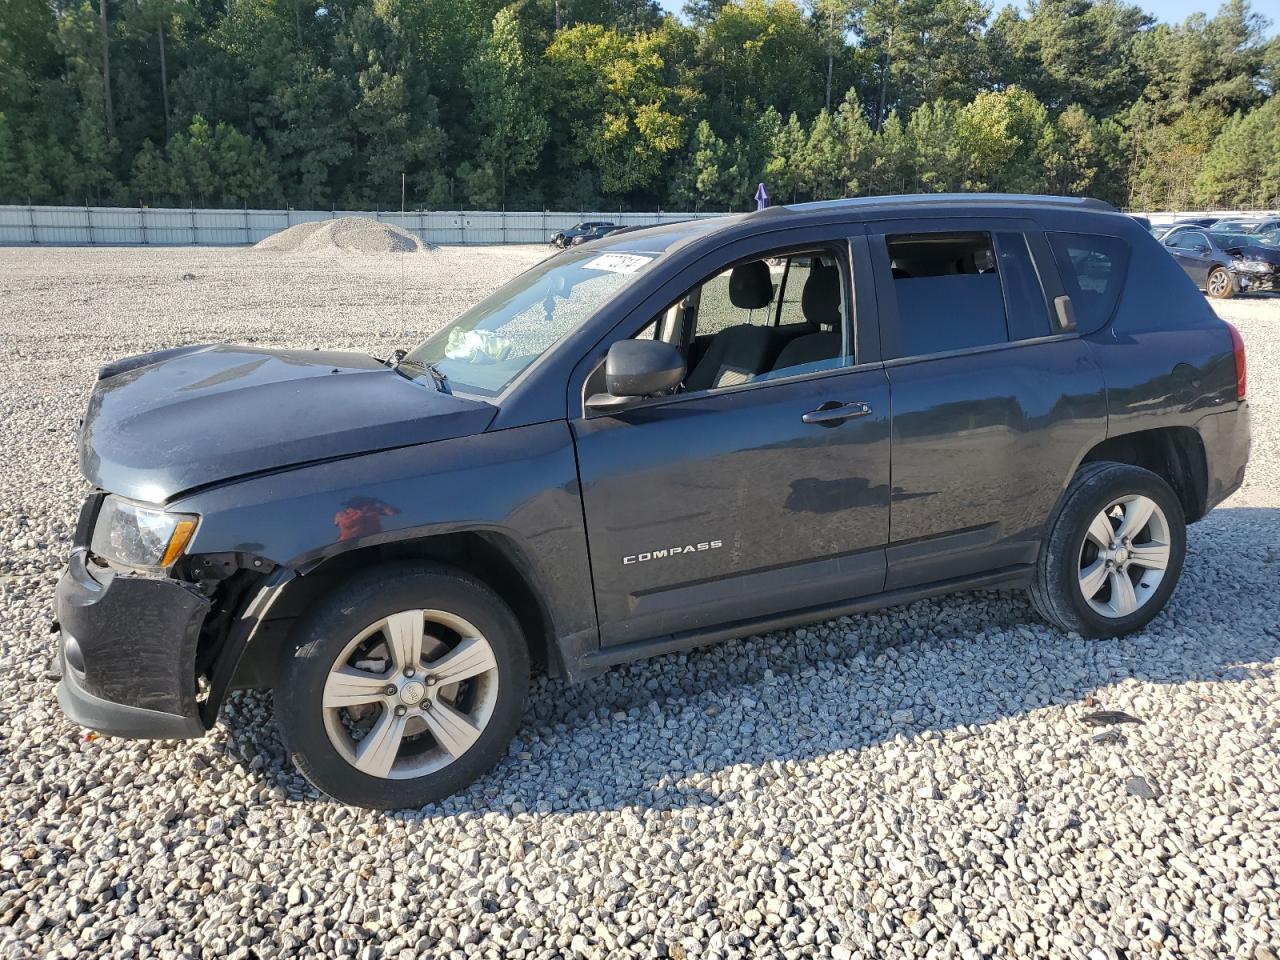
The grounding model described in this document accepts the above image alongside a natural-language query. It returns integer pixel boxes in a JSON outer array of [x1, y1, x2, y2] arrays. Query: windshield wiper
[[392, 354, 452, 394]]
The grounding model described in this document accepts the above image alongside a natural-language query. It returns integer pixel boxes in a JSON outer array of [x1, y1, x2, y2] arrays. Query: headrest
[[802, 261, 841, 328], [729, 261, 774, 309]]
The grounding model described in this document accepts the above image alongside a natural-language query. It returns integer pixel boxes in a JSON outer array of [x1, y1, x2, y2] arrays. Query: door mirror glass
[[586, 339, 686, 413]]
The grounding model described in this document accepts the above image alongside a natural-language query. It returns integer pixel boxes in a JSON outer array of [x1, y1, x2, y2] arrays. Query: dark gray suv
[[55, 194, 1251, 808]]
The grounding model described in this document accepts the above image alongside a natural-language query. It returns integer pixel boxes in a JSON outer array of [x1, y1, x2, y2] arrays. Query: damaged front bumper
[[1235, 271, 1279, 293], [55, 548, 211, 739]]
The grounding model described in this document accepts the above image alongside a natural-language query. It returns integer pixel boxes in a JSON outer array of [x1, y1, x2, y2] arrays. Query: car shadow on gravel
[[217, 506, 1280, 817]]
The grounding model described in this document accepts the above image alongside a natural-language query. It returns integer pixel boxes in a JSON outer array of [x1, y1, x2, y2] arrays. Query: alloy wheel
[[1077, 494, 1171, 619], [321, 610, 500, 779], [1208, 270, 1231, 297]]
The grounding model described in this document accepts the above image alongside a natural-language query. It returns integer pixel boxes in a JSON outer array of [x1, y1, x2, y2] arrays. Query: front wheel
[[1029, 462, 1186, 637], [275, 564, 529, 809], [1206, 267, 1235, 299]]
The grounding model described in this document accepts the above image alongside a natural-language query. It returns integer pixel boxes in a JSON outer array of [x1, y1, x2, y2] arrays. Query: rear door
[[867, 217, 1108, 590]]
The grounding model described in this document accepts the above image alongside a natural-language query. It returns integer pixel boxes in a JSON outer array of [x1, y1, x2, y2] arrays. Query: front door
[[571, 233, 891, 647], [1165, 230, 1214, 287]]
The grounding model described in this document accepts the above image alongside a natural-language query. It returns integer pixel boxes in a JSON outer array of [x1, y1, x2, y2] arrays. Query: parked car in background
[[1160, 227, 1280, 298], [1209, 217, 1280, 236], [55, 193, 1250, 808], [567, 223, 625, 246], [551, 221, 617, 248], [1151, 217, 1221, 241]]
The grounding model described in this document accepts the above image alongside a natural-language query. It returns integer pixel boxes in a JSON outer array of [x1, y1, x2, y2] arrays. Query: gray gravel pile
[[0, 251, 1277, 960], [253, 217, 428, 255]]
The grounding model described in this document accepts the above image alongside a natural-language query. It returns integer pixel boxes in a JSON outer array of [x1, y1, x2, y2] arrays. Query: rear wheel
[[1029, 462, 1186, 637], [275, 564, 529, 809], [1206, 267, 1235, 299]]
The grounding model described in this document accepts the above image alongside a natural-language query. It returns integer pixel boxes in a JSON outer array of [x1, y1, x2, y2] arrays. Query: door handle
[[802, 401, 872, 425]]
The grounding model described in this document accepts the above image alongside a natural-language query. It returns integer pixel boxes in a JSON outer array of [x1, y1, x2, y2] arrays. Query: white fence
[[3, 203, 1272, 247], [0, 205, 727, 247]]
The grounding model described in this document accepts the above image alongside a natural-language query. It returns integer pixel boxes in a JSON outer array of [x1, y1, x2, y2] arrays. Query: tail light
[[1225, 321, 1246, 401]]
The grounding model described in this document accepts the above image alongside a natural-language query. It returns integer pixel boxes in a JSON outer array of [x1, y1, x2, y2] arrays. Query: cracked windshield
[[406, 250, 657, 396]]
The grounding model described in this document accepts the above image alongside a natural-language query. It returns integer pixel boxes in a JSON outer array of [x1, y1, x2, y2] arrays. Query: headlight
[[1233, 259, 1272, 274], [90, 495, 199, 571]]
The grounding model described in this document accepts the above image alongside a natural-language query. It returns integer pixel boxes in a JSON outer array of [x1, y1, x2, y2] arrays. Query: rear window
[[1047, 232, 1130, 332], [886, 231, 1009, 357]]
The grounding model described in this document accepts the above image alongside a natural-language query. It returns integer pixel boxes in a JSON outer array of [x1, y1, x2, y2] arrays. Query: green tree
[[688, 120, 737, 207], [802, 107, 847, 199], [956, 86, 1050, 192], [0, 0, 1274, 212], [1127, 109, 1222, 210], [765, 111, 809, 202], [1124, 1, 1273, 209], [464, 7, 550, 207], [1039, 103, 1125, 202], [0, 114, 19, 199], [807, 0, 855, 109], [903, 99, 962, 192], [698, 0, 820, 135], [868, 111, 913, 193], [1131, 0, 1271, 125], [545, 22, 695, 197], [860, 0, 989, 129], [1194, 96, 1280, 208], [135, 113, 278, 204], [989, 0, 1150, 116], [837, 90, 876, 194]]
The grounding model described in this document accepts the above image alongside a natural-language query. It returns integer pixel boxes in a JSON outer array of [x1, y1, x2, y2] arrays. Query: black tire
[[275, 563, 529, 809], [1206, 267, 1235, 299], [1029, 461, 1186, 637]]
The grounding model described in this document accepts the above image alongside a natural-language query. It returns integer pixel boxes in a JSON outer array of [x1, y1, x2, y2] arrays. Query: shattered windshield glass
[[406, 249, 658, 396]]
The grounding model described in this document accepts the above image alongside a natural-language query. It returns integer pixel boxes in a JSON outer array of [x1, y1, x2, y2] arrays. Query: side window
[[885, 231, 1008, 357], [995, 232, 1053, 341], [693, 266, 776, 338], [646, 247, 851, 393], [1046, 232, 1130, 332]]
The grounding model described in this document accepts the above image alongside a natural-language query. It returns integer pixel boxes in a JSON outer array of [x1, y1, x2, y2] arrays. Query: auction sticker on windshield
[[582, 253, 654, 274]]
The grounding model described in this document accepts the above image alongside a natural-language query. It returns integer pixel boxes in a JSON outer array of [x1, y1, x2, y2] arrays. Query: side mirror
[[585, 339, 685, 414]]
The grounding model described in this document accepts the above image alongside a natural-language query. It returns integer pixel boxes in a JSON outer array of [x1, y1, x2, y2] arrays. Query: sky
[[655, 0, 1280, 33]]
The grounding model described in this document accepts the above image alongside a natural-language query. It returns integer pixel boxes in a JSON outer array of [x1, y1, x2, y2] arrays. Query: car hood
[[1229, 245, 1280, 265], [81, 344, 497, 502]]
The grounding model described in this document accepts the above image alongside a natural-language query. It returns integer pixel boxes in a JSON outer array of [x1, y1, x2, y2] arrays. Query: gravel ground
[[1, 248, 1277, 960]]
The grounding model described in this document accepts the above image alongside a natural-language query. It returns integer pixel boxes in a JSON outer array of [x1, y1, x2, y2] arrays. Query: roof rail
[[782, 193, 1119, 214]]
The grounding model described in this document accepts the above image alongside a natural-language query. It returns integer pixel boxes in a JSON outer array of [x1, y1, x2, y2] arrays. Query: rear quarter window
[[1047, 232, 1131, 333]]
